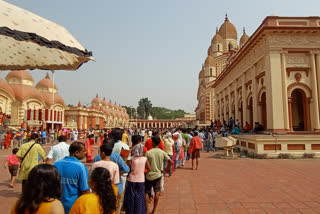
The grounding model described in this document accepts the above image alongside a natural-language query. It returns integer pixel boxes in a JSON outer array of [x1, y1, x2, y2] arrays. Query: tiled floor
[[155, 153, 320, 214], [1, 146, 320, 214]]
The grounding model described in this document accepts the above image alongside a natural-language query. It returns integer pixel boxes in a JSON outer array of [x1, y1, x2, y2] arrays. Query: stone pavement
[[0, 145, 320, 213], [157, 153, 320, 214]]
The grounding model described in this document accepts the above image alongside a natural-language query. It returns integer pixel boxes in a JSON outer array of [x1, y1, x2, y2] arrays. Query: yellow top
[[11, 199, 56, 214], [121, 133, 128, 144], [16, 141, 46, 180], [69, 186, 117, 214]]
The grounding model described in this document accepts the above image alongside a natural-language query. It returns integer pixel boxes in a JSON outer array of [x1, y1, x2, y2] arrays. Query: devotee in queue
[[187, 131, 203, 170], [145, 136, 173, 214], [11, 164, 64, 214], [16, 133, 46, 191], [54, 142, 90, 214], [124, 135, 151, 214], [69, 167, 117, 214], [45, 135, 70, 164]]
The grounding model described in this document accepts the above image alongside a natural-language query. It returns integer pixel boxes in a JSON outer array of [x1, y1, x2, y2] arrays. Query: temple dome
[[36, 73, 57, 90], [39, 92, 65, 106], [218, 15, 237, 40], [199, 68, 205, 79], [6, 70, 34, 83], [207, 45, 213, 56], [211, 31, 223, 44], [147, 115, 153, 120], [92, 94, 101, 104], [0, 78, 14, 98], [10, 84, 44, 102], [102, 97, 108, 106], [204, 55, 216, 67], [240, 28, 249, 47]]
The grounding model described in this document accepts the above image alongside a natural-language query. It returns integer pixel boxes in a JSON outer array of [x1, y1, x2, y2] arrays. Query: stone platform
[[234, 134, 320, 158]]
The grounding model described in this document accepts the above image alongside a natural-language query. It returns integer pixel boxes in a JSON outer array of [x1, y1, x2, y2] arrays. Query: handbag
[[20, 143, 36, 168]]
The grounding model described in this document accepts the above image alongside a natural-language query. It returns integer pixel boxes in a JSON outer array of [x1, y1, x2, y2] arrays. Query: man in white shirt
[[46, 135, 70, 164]]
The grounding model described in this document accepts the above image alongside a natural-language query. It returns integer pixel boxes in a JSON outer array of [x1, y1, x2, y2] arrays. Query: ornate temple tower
[[196, 15, 243, 123]]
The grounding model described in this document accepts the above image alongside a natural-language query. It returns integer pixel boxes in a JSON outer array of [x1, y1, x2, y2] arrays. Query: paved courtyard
[[0, 145, 320, 213]]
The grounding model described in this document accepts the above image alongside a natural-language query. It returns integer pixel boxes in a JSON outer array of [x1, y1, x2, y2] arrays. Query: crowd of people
[[2, 118, 266, 214]]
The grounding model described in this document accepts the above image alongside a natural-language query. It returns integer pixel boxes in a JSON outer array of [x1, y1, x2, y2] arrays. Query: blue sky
[[2, 0, 320, 113]]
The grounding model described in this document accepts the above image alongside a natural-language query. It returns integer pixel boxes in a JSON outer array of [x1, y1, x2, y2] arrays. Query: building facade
[[64, 95, 129, 129], [214, 16, 320, 132], [0, 70, 65, 130]]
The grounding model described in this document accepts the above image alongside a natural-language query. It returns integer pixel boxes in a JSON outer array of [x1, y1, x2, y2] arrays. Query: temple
[[0, 70, 129, 130], [196, 16, 320, 156]]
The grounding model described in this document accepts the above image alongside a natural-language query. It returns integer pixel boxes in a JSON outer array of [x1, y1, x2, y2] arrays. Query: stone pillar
[[242, 75, 247, 127], [288, 98, 293, 130], [234, 82, 239, 123], [265, 51, 285, 130], [77, 115, 81, 130], [316, 53, 320, 121], [281, 52, 289, 130], [228, 86, 232, 121], [66, 115, 70, 126], [310, 53, 320, 130], [252, 65, 258, 124], [87, 116, 90, 129], [223, 90, 226, 122]]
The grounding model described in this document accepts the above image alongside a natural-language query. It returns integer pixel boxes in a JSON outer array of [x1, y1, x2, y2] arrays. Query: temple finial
[[225, 13, 229, 21]]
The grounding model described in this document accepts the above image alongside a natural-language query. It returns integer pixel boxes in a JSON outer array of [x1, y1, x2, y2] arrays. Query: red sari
[[4, 133, 12, 149], [84, 138, 94, 163]]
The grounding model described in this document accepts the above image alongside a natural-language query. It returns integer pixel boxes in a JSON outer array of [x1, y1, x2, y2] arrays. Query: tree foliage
[[137, 98, 152, 119], [151, 107, 186, 119], [123, 106, 137, 119]]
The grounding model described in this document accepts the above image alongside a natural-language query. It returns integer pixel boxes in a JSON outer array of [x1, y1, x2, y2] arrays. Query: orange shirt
[[144, 138, 165, 151], [188, 136, 203, 154]]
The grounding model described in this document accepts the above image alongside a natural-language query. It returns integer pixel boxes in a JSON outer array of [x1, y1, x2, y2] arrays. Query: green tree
[[123, 106, 137, 119], [151, 107, 186, 119], [137, 98, 152, 119]]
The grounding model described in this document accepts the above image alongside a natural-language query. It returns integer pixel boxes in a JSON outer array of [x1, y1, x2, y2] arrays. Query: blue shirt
[[41, 131, 46, 138], [94, 153, 130, 194], [54, 156, 89, 214]]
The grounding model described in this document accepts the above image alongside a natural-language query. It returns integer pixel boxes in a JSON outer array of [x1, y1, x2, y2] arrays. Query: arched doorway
[[248, 97, 253, 128], [291, 89, 309, 131], [260, 92, 267, 129]]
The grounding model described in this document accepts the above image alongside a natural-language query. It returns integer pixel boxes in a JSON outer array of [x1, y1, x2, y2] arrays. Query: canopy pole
[[51, 70, 55, 135]]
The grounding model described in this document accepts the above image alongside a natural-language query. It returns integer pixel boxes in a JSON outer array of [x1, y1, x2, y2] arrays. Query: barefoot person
[[187, 131, 203, 170], [145, 136, 173, 214], [4, 148, 19, 188]]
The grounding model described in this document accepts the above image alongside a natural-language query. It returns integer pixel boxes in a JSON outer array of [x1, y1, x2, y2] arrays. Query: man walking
[[54, 142, 90, 214], [46, 135, 70, 164], [145, 136, 172, 214], [16, 133, 46, 190]]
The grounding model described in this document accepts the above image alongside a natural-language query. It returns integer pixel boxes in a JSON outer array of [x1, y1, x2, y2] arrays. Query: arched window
[[210, 68, 212, 76], [217, 44, 220, 52]]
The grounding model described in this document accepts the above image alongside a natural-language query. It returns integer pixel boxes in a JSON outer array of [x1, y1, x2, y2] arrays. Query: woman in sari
[[84, 134, 95, 163], [5, 131, 12, 149]]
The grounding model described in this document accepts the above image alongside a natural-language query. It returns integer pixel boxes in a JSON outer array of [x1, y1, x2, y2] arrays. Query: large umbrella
[[0, 0, 93, 71], [0, 0, 93, 130]]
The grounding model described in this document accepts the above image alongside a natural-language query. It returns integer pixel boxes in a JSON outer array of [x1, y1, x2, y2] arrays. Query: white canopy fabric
[[0, 0, 93, 71]]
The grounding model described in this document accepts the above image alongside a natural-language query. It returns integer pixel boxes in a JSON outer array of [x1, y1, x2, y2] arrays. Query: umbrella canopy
[[0, 0, 93, 71]]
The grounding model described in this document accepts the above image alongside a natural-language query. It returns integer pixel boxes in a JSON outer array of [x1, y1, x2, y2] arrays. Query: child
[[4, 148, 19, 188]]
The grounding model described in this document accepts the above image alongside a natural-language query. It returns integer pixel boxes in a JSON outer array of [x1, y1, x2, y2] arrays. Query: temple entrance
[[291, 89, 309, 131], [260, 92, 267, 129], [248, 97, 253, 128]]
